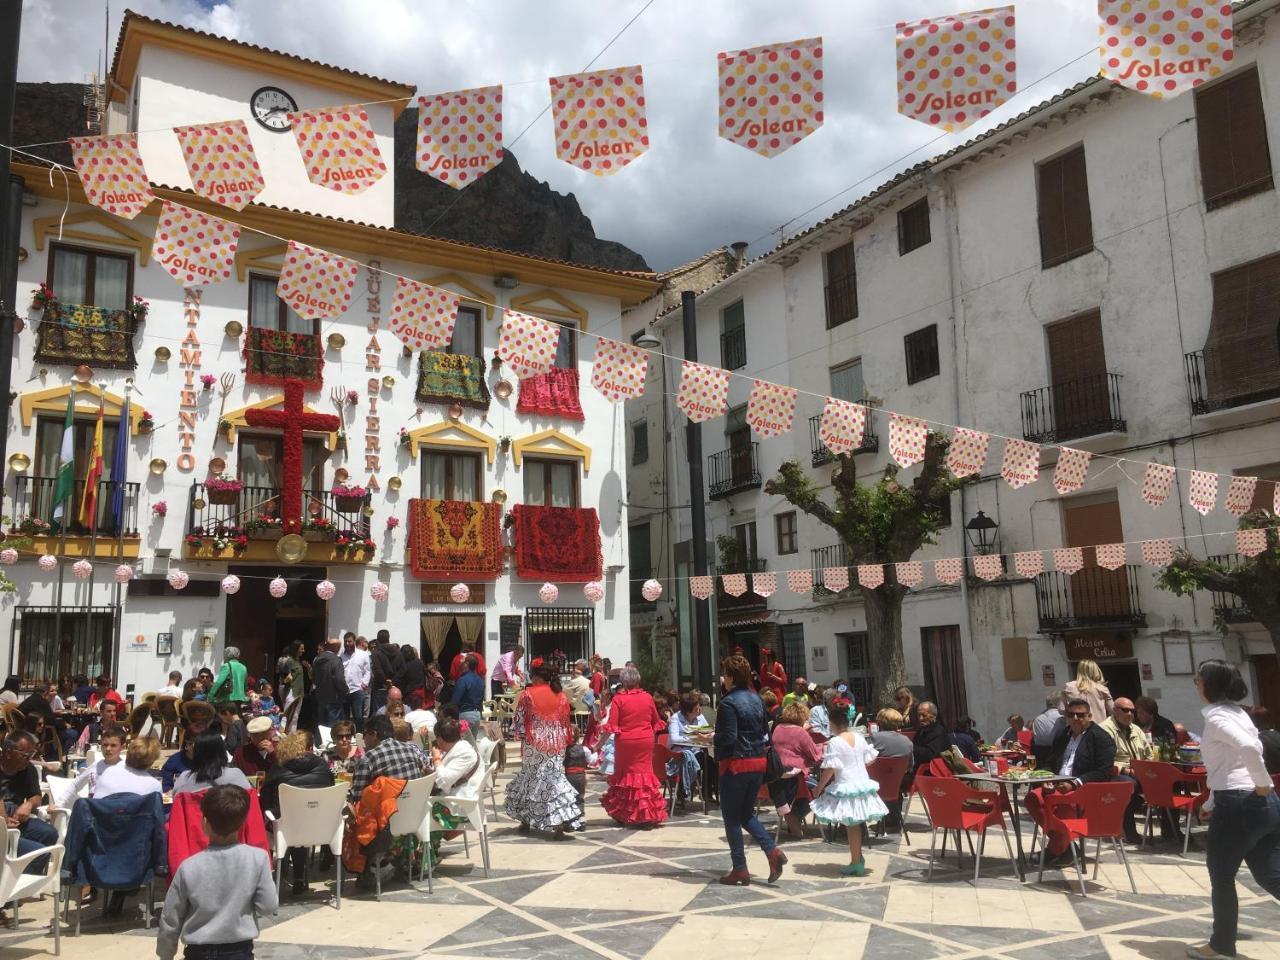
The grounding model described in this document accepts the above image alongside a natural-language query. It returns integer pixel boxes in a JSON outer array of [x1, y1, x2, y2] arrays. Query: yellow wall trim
[[422, 272, 495, 322], [20, 383, 145, 435], [222, 394, 339, 449], [512, 428, 591, 474], [235, 241, 289, 282], [32, 210, 154, 266], [406, 420, 497, 464], [509, 288, 589, 328], [22, 537, 141, 559]]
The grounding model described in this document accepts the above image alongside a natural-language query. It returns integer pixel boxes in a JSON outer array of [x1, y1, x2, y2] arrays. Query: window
[[33, 415, 122, 530], [448, 305, 482, 358], [824, 241, 858, 328], [840, 632, 874, 710], [248, 274, 315, 334], [236, 435, 327, 492], [933, 490, 952, 528], [731, 521, 758, 567], [48, 243, 132, 310], [629, 521, 654, 606], [1201, 253, 1280, 406], [553, 320, 577, 369], [525, 607, 594, 665], [523, 457, 579, 507], [721, 300, 746, 370], [1196, 67, 1274, 209], [725, 404, 754, 485], [898, 197, 931, 255], [1045, 310, 1113, 439], [775, 511, 798, 555], [421, 450, 482, 501], [830, 359, 864, 402], [631, 420, 649, 465], [780, 623, 806, 681], [15, 607, 115, 690], [1036, 145, 1094, 268], [904, 324, 940, 384]]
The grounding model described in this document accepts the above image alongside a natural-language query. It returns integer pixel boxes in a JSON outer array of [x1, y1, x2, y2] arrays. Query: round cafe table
[[956, 771, 1078, 882]]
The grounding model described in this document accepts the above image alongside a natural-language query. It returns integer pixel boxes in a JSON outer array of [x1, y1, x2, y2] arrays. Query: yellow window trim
[[20, 383, 145, 435], [509, 288, 588, 328], [235, 241, 289, 283], [512, 428, 591, 474], [32, 210, 154, 266], [406, 421, 496, 464], [222, 394, 339, 450], [422, 272, 494, 323]]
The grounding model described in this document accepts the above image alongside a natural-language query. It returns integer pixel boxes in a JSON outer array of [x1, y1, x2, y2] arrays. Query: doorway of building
[[1252, 654, 1279, 717], [226, 566, 328, 681], [420, 613, 484, 676]]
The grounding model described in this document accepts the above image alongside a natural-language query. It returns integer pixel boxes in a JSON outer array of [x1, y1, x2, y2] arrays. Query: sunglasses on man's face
[[1067, 712, 1089, 720], [335, 734, 354, 741], [1116, 706, 1134, 713]]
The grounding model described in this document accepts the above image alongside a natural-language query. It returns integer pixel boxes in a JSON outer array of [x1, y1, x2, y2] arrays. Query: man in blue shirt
[[451, 654, 486, 740]]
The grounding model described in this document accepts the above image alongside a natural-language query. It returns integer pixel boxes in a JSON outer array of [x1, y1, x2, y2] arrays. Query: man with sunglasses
[[1101, 697, 1152, 844], [0, 731, 59, 874]]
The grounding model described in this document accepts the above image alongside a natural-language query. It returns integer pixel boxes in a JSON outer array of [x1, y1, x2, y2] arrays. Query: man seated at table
[[0, 731, 60, 875], [234, 716, 278, 778], [911, 702, 952, 769], [998, 714, 1026, 747], [77, 699, 122, 751], [88, 675, 124, 710], [345, 715, 429, 887], [1135, 695, 1177, 745], [20, 681, 79, 755], [158, 671, 183, 699], [1027, 697, 1117, 866], [1099, 696, 1150, 843]]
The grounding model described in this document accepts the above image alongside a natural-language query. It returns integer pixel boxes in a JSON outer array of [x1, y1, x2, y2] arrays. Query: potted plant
[[499, 435, 512, 453], [205, 474, 244, 506], [138, 410, 155, 434], [331, 483, 367, 513]]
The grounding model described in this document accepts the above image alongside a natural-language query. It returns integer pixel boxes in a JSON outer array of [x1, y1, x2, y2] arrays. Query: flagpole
[[85, 388, 105, 678], [112, 386, 131, 686], [51, 388, 76, 669]]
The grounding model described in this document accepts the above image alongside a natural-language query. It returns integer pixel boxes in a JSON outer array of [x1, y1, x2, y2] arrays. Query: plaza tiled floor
[[4, 762, 1279, 959]]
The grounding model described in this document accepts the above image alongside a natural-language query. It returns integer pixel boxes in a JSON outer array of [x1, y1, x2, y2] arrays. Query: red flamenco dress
[[760, 654, 787, 704], [600, 688, 669, 826]]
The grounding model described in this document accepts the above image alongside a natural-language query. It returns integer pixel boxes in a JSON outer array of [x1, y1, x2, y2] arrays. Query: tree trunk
[[864, 585, 907, 710]]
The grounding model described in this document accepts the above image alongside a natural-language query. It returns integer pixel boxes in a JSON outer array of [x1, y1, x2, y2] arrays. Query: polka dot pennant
[[1141, 538, 1174, 567], [753, 571, 778, 598], [1225, 475, 1258, 518], [388, 277, 460, 352], [786, 569, 813, 594], [889, 413, 929, 468], [690, 575, 715, 600], [276, 241, 357, 320], [1054, 547, 1085, 575], [1014, 551, 1044, 578], [1188, 469, 1219, 516], [896, 6, 1017, 133], [1098, 1, 1234, 100], [415, 85, 504, 189], [1275, 481, 1280, 516], [497, 309, 559, 380], [946, 427, 990, 478], [895, 561, 924, 588], [677, 361, 731, 423], [1001, 438, 1041, 489], [721, 573, 748, 597], [288, 104, 388, 195], [1095, 542, 1127, 571], [747, 380, 798, 438], [151, 201, 239, 288], [69, 132, 154, 220], [823, 566, 850, 592], [173, 120, 264, 211], [549, 66, 649, 175], [857, 564, 885, 590], [933, 557, 964, 584], [718, 37, 824, 158], [1237, 527, 1268, 558], [1053, 447, 1093, 495], [973, 553, 1003, 581], [591, 337, 649, 403], [819, 398, 867, 456], [1141, 462, 1176, 507]]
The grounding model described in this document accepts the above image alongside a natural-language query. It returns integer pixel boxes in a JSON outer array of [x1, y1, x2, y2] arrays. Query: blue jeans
[[320, 700, 345, 728], [17, 814, 59, 875], [1206, 789, 1280, 955], [346, 689, 368, 722], [719, 769, 775, 871], [370, 688, 388, 716]]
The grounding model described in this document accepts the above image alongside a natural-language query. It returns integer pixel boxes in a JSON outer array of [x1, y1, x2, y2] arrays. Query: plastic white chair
[[1, 827, 64, 954], [38, 776, 88, 845], [372, 774, 437, 899], [477, 739, 500, 818], [264, 783, 348, 909], [435, 761, 496, 879], [316, 725, 332, 750]]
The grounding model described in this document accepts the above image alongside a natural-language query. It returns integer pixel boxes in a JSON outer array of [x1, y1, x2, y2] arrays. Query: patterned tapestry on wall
[[415, 351, 491, 410], [35, 302, 141, 369], [244, 327, 324, 390], [510, 505, 603, 582], [517, 368, 585, 421], [407, 498, 504, 580]]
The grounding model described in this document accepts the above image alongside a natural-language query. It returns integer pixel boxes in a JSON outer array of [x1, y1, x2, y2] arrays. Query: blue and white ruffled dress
[[811, 732, 890, 826]]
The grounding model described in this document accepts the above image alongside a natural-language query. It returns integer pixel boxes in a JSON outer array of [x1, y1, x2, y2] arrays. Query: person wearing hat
[[161, 701, 215, 791], [233, 716, 278, 778]]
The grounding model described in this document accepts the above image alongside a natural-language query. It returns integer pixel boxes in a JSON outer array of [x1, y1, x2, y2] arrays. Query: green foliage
[[715, 533, 742, 569], [633, 634, 668, 691]]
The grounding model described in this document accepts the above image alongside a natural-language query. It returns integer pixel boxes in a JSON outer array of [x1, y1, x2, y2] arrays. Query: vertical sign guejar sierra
[[365, 263, 383, 493]]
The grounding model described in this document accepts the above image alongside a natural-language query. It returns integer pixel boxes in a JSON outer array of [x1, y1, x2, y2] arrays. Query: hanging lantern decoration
[[370, 581, 389, 602], [72, 559, 93, 580], [449, 582, 471, 603], [0, 548, 16, 566], [167, 568, 190, 591], [113, 564, 133, 584], [38, 554, 57, 572], [583, 580, 605, 604], [316, 579, 336, 600], [539, 582, 559, 604], [269, 576, 288, 599], [641, 578, 662, 602], [221, 575, 241, 595]]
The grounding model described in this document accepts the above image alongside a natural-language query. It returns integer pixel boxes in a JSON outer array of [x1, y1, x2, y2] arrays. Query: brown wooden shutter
[[1203, 253, 1280, 403], [1063, 498, 1130, 620], [1046, 310, 1108, 435], [1038, 146, 1093, 267], [1197, 68, 1274, 208]]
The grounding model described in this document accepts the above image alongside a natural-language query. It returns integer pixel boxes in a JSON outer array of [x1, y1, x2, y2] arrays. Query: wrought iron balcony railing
[[811, 543, 852, 597], [1020, 372, 1125, 444], [186, 483, 371, 546], [1184, 350, 1280, 416], [808, 413, 879, 466], [1035, 564, 1146, 631], [708, 443, 761, 500], [1206, 554, 1254, 623], [11, 475, 141, 538]]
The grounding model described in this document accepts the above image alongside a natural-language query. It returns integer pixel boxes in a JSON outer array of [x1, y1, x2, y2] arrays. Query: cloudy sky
[[16, 0, 1101, 270]]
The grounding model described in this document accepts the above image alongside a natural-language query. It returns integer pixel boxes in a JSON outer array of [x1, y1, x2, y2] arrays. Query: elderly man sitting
[[562, 660, 591, 710], [1100, 696, 1150, 843], [911, 701, 951, 768], [234, 716, 278, 778]]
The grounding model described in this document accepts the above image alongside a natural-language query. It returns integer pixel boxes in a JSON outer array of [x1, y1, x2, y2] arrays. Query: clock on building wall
[[250, 86, 298, 132]]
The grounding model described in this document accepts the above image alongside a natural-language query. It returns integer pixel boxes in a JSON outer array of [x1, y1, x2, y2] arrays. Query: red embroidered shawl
[[511, 504, 602, 582]]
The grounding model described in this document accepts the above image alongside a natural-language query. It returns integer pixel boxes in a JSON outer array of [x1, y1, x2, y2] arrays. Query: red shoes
[[767, 848, 788, 883], [718, 868, 751, 886]]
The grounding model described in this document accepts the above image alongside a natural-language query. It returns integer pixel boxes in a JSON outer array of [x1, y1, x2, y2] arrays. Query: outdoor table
[[956, 771, 1077, 881]]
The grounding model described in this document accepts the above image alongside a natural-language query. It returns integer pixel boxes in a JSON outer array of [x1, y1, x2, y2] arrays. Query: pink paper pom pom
[[316, 579, 336, 600], [450, 582, 470, 603], [269, 576, 288, 599], [114, 564, 133, 584], [370, 581, 389, 602], [167, 569, 189, 591], [73, 559, 93, 580], [583, 580, 604, 603], [38, 554, 57, 572], [641, 578, 663, 602], [221, 575, 241, 595], [538, 582, 559, 604], [0, 548, 18, 566]]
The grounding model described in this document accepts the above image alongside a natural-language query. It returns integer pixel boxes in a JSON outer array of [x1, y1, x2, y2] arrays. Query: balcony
[[244, 328, 323, 387], [1207, 554, 1254, 623], [185, 483, 374, 563], [720, 325, 747, 371], [708, 443, 761, 500], [1020, 373, 1125, 444], [809, 412, 879, 466], [716, 557, 768, 613], [824, 274, 857, 329], [1184, 350, 1280, 416], [9, 476, 142, 557], [811, 543, 852, 598], [1036, 565, 1146, 632]]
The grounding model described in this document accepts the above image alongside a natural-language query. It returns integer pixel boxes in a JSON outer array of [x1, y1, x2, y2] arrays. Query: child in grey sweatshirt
[[157, 785, 277, 960]]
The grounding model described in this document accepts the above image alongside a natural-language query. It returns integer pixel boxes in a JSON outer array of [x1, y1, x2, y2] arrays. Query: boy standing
[[157, 785, 277, 960]]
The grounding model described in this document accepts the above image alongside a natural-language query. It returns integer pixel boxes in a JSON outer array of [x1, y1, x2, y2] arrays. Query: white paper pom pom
[[72, 559, 93, 580], [538, 582, 559, 604], [450, 582, 470, 603], [641, 578, 663, 602], [221, 575, 241, 595], [370, 581, 389, 602], [583, 580, 604, 603], [167, 568, 189, 591], [0, 548, 17, 566], [114, 564, 134, 584], [38, 554, 57, 572], [316, 579, 336, 600], [269, 576, 288, 599]]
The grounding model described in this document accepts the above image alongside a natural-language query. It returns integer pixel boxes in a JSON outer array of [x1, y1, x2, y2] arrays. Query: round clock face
[[250, 86, 298, 132]]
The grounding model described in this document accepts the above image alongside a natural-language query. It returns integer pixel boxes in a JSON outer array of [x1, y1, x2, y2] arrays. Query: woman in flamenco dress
[[503, 660, 584, 837], [760, 647, 788, 705], [600, 664, 668, 828]]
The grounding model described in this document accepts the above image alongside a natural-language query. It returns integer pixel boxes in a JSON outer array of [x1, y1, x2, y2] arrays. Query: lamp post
[[964, 510, 999, 555]]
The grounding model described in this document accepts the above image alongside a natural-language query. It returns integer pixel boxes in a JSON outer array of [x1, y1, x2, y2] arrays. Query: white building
[[624, 0, 1280, 735], [4, 12, 657, 698]]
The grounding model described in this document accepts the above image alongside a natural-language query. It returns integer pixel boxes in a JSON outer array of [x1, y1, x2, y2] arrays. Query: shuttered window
[[898, 198, 931, 255], [824, 241, 858, 328], [1036, 146, 1093, 268], [1196, 67, 1274, 210], [904, 324, 940, 384], [1202, 253, 1280, 405]]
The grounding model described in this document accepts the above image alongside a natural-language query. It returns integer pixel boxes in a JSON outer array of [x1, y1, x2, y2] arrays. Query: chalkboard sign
[[499, 615, 523, 653]]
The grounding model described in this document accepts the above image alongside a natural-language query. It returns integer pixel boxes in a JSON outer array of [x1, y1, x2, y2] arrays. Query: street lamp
[[965, 510, 999, 555], [634, 332, 661, 350]]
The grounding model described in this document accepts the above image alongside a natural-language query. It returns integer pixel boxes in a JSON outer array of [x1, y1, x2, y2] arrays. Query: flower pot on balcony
[[206, 488, 240, 506], [334, 495, 365, 514]]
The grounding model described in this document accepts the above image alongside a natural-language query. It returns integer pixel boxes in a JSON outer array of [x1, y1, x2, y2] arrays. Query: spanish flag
[[77, 403, 104, 529]]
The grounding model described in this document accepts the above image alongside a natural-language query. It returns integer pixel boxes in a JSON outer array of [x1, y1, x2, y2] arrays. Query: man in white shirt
[[404, 692, 437, 738], [563, 660, 591, 709], [157, 671, 184, 699], [341, 632, 371, 722]]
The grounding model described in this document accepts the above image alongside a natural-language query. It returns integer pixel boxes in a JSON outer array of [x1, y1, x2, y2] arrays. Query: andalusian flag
[[77, 403, 104, 529], [50, 392, 76, 527]]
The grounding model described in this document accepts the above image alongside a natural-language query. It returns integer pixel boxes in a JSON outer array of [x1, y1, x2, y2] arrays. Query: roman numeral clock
[[250, 86, 298, 132]]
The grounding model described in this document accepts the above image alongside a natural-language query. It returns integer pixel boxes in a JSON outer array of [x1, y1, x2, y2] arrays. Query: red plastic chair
[[866, 754, 911, 843], [918, 777, 1015, 883], [1130, 760, 1209, 855], [1017, 729, 1034, 750], [1033, 781, 1137, 896]]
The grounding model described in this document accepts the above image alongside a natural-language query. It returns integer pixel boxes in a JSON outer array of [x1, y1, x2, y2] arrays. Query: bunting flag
[[753, 571, 777, 598], [1095, 542, 1127, 571], [497, 309, 560, 380], [388, 277, 460, 352], [1054, 547, 1085, 575], [1225, 475, 1258, 518], [1237, 527, 1268, 558], [747, 381, 798, 437], [1189, 470, 1219, 515], [1014, 551, 1044, 578], [77, 402, 105, 529], [823, 566, 850, 592], [896, 7, 1017, 132], [289, 104, 388, 194], [173, 120, 265, 210], [690, 575, 715, 600], [591, 337, 649, 403], [1141, 462, 1177, 507], [549, 66, 649, 174], [1053, 447, 1092, 495], [676, 361, 730, 423], [276, 241, 358, 320], [973, 554, 1003, 581], [721, 573, 748, 597], [69, 132, 154, 219], [717, 37, 824, 157], [1001, 438, 1041, 489], [152, 201, 239, 287], [934, 557, 963, 584], [895, 561, 924, 588], [946, 427, 990, 478], [786, 569, 813, 593], [818, 398, 867, 456], [415, 85, 504, 188], [888, 413, 929, 468], [857, 564, 884, 589], [1142, 538, 1174, 567], [1098, 1, 1235, 99]]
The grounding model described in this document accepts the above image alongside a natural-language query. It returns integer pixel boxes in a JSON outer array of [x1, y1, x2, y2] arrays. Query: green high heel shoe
[[838, 857, 868, 877]]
